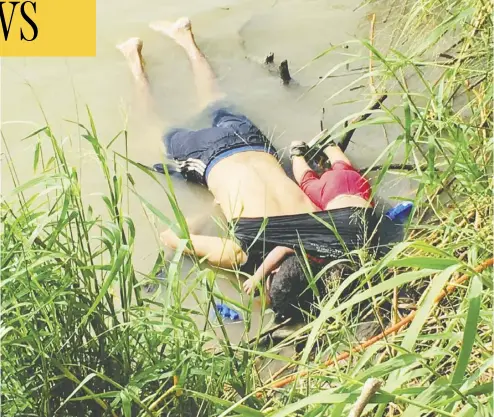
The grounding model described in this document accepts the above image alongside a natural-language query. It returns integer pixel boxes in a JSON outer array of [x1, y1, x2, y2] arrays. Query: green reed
[[1, 0, 493, 415], [0, 107, 267, 416], [254, 0, 493, 415]]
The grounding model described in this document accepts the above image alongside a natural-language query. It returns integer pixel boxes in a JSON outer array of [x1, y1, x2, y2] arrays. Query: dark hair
[[269, 255, 323, 323]]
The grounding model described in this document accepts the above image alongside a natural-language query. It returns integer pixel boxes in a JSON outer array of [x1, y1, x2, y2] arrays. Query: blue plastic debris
[[215, 303, 241, 321], [386, 201, 414, 223]]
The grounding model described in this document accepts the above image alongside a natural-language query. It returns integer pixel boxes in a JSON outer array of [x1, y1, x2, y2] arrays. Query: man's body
[[118, 17, 378, 293], [119, 18, 319, 268]]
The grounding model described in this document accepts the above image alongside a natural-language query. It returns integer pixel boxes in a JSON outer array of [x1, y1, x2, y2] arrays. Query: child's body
[[243, 140, 373, 295]]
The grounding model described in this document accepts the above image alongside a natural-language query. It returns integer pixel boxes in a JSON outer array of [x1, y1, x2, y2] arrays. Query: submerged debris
[[279, 59, 292, 85]]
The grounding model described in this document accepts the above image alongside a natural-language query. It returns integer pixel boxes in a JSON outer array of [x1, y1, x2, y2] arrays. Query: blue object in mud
[[215, 303, 241, 321], [385, 201, 414, 223]]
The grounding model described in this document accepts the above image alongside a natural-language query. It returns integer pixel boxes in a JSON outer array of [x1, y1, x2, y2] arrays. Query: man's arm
[[243, 246, 294, 295], [160, 229, 247, 269]]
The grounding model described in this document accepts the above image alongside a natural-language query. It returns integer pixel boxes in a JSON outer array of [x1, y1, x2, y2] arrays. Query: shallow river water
[[1, 0, 416, 348]]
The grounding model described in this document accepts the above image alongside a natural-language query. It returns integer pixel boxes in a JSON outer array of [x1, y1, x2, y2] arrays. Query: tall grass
[[1, 114, 268, 416], [254, 0, 493, 415], [1, 0, 492, 416]]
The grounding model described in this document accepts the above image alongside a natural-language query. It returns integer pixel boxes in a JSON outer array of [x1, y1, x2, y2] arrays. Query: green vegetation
[[1, 0, 492, 415]]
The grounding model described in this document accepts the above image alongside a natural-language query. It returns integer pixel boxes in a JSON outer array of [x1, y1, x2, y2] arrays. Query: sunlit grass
[[1, 0, 493, 415]]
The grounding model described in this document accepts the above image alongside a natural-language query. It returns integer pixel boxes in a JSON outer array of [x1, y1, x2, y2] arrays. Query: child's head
[[268, 255, 320, 323]]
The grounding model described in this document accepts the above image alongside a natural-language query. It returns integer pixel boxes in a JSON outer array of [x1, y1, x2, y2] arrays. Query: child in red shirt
[[243, 139, 373, 295]]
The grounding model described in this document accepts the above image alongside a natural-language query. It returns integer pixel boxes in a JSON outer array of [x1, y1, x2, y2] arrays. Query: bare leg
[[292, 156, 314, 185], [117, 37, 155, 114], [150, 17, 225, 109]]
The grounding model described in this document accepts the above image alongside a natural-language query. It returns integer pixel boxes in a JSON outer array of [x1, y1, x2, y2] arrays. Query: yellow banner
[[0, 0, 96, 56]]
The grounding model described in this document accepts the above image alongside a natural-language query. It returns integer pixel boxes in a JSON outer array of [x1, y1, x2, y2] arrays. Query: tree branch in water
[[339, 94, 388, 151]]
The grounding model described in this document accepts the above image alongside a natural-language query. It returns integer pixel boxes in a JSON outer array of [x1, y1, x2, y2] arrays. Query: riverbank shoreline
[[1, 0, 492, 415]]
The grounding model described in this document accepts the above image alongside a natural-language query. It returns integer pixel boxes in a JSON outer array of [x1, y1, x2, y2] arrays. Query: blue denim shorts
[[163, 101, 277, 185]]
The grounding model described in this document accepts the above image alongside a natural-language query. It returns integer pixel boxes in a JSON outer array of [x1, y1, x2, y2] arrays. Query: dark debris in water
[[142, 269, 166, 295]]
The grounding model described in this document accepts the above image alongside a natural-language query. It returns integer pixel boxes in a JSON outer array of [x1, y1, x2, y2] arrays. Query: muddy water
[[1, 0, 415, 348]]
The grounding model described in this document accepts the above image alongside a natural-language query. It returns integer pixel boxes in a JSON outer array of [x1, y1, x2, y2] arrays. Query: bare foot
[[149, 17, 194, 48], [117, 37, 143, 60], [117, 37, 146, 80]]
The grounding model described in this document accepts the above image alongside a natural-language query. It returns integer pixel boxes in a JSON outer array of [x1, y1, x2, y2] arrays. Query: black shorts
[[163, 101, 277, 184]]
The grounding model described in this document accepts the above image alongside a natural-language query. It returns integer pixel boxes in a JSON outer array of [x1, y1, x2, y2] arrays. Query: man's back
[[208, 151, 317, 220]]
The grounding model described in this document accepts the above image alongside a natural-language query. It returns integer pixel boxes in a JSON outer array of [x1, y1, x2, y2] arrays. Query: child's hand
[[243, 277, 258, 295], [289, 141, 309, 159], [160, 228, 179, 248]]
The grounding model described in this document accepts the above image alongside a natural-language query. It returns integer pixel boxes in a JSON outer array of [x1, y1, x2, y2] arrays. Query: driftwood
[[264, 53, 292, 85], [307, 94, 388, 153], [339, 94, 388, 151], [265, 52, 274, 64], [243, 51, 295, 85], [238, 17, 295, 86], [279, 60, 292, 85]]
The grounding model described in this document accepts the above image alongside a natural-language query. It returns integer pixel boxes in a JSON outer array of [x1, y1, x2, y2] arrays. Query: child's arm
[[292, 156, 314, 186], [289, 141, 313, 185], [322, 143, 352, 166], [243, 246, 295, 295]]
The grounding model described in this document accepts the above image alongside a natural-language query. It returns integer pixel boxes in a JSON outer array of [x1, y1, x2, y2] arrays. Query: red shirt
[[300, 161, 373, 210]]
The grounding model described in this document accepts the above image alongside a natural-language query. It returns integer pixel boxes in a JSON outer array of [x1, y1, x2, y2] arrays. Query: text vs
[[0, 1, 37, 42]]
